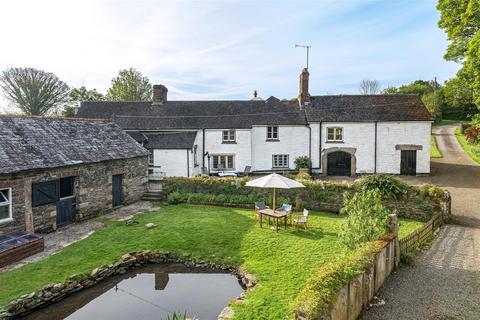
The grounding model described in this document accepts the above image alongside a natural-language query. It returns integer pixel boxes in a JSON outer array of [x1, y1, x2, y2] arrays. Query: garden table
[[258, 209, 287, 232]]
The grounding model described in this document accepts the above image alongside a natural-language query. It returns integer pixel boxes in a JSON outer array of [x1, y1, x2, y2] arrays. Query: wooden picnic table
[[258, 209, 288, 232]]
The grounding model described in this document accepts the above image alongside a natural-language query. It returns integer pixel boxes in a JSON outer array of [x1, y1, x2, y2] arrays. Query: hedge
[[164, 176, 445, 220]]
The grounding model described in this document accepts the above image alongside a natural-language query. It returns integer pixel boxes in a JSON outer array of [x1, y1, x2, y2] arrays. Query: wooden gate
[[112, 174, 123, 207], [400, 150, 417, 175]]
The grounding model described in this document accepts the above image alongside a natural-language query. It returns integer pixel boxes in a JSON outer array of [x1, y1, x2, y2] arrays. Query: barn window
[[148, 149, 154, 166], [0, 188, 12, 221], [327, 127, 343, 142], [272, 154, 289, 168], [59, 177, 75, 198], [32, 180, 59, 207]]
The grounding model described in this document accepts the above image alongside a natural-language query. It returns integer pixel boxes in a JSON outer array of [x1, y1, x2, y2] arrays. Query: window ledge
[[222, 141, 237, 144], [325, 141, 344, 144], [0, 218, 13, 225], [272, 167, 289, 169], [266, 139, 280, 142]]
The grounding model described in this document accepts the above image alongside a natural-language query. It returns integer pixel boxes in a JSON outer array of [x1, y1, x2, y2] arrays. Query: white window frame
[[211, 154, 235, 170], [326, 127, 343, 142], [267, 126, 279, 140], [0, 188, 12, 222], [272, 154, 289, 168], [222, 130, 236, 143]]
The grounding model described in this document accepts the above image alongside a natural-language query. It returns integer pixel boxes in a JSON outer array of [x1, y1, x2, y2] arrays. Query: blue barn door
[[56, 198, 76, 227], [112, 174, 123, 207]]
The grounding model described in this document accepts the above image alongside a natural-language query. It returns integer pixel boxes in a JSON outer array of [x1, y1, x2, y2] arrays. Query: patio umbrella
[[245, 173, 305, 211]]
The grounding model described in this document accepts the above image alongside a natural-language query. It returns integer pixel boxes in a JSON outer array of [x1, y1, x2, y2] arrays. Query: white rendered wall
[[153, 149, 190, 177], [320, 122, 376, 174], [251, 125, 310, 171], [203, 129, 252, 172], [376, 122, 431, 174]]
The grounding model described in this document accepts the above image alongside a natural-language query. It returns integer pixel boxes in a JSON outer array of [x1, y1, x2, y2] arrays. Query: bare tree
[[359, 79, 381, 95], [0, 68, 69, 115]]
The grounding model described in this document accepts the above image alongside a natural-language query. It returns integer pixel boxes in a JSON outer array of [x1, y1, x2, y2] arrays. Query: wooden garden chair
[[293, 209, 309, 230], [254, 201, 269, 220], [276, 203, 293, 225]]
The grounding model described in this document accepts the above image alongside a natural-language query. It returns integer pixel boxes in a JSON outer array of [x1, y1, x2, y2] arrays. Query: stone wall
[[0, 156, 147, 235]]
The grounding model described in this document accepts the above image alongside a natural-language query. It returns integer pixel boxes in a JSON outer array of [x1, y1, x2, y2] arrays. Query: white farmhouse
[[78, 69, 432, 177]]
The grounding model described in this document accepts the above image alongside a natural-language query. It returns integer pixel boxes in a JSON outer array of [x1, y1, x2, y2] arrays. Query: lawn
[[431, 135, 442, 158], [455, 127, 480, 164], [0, 205, 423, 319], [433, 119, 470, 126]]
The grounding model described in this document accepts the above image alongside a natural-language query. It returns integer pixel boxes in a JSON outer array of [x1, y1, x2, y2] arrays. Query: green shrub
[[295, 195, 303, 212], [167, 191, 182, 204], [292, 241, 385, 319], [339, 190, 390, 249], [357, 174, 410, 199], [294, 156, 312, 170], [417, 184, 445, 199]]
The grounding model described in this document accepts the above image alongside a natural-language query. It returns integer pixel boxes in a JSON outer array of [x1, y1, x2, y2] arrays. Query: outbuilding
[[0, 116, 148, 235]]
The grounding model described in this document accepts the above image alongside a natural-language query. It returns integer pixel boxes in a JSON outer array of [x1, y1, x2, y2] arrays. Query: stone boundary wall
[[326, 238, 397, 320], [0, 251, 256, 320]]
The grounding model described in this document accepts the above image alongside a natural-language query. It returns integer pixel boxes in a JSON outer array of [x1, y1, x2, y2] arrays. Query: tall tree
[[359, 79, 381, 94], [0, 67, 69, 116], [63, 86, 104, 117], [438, 0, 480, 106], [106, 68, 152, 101]]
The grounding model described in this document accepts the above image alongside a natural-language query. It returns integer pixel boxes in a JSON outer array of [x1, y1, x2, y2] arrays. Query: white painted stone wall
[[153, 149, 190, 177], [203, 129, 251, 172], [251, 125, 310, 171], [319, 122, 376, 174], [376, 121, 431, 174]]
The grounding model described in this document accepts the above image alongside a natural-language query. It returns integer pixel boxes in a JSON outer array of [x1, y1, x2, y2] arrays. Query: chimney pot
[[153, 84, 168, 103], [298, 68, 310, 106]]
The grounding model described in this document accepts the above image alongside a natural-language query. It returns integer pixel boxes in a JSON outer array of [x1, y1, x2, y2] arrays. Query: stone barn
[[0, 116, 148, 235]]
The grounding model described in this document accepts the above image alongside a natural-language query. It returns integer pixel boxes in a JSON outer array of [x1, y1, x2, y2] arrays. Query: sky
[[0, 0, 460, 106]]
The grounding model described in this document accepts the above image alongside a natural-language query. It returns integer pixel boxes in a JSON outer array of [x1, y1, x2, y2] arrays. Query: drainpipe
[[306, 124, 312, 172], [319, 121, 322, 170], [374, 121, 378, 173], [187, 149, 190, 177], [202, 129, 206, 168]]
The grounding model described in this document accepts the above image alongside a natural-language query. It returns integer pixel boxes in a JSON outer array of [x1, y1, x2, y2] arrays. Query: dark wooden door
[[327, 151, 352, 176], [112, 174, 123, 207], [400, 150, 417, 175], [56, 197, 76, 227]]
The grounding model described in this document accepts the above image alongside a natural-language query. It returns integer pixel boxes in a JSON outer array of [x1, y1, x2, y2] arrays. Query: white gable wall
[[376, 121, 431, 174], [251, 125, 310, 171], [153, 149, 190, 177]]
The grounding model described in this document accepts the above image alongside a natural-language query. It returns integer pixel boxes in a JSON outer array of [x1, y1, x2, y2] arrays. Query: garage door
[[327, 151, 352, 176]]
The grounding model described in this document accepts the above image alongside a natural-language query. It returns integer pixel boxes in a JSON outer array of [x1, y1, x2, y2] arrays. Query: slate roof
[[78, 100, 307, 130], [0, 116, 148, 175], [138, 131, 197, 149], [77, 95, 432, 130], [306, 95, 432, 122]]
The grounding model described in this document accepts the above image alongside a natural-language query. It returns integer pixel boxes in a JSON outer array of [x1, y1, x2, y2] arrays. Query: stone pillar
[[24, 178, 34, 233], [387, 213, 400, 268]]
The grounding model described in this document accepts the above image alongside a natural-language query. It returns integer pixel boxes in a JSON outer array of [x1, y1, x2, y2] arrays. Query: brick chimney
[[298, 68, 310, 106], [152, 84, 168, 103]]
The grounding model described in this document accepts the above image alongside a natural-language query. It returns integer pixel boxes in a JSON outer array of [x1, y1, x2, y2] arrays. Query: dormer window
[[267, 126, 279, 140], [327, 127, 343, 142], [222, 130, 236, 143]]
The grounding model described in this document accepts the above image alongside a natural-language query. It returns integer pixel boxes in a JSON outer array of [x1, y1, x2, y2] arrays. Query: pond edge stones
[[0, 251, 256, 320]]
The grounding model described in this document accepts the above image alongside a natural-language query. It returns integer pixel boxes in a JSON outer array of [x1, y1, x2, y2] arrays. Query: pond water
[[22, 263, 244, 320]]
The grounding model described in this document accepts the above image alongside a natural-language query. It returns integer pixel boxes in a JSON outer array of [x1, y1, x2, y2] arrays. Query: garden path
[[361, 125, 480, 319]]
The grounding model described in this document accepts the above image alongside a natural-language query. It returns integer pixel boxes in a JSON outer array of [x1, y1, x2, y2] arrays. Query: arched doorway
[[327, 151, 352, 176]]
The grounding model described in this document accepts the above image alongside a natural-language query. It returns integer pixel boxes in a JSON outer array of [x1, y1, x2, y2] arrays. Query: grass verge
[[455, 127, 480, 164], [0, 205, 423, 319], [430, 135, 442, 158]]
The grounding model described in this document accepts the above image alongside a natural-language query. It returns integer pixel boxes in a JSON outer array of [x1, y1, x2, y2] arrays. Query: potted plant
[[294, 156, 312, 174]]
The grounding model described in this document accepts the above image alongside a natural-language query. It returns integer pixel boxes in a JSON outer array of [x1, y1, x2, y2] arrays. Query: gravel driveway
[[361, 125, 480, 320]]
